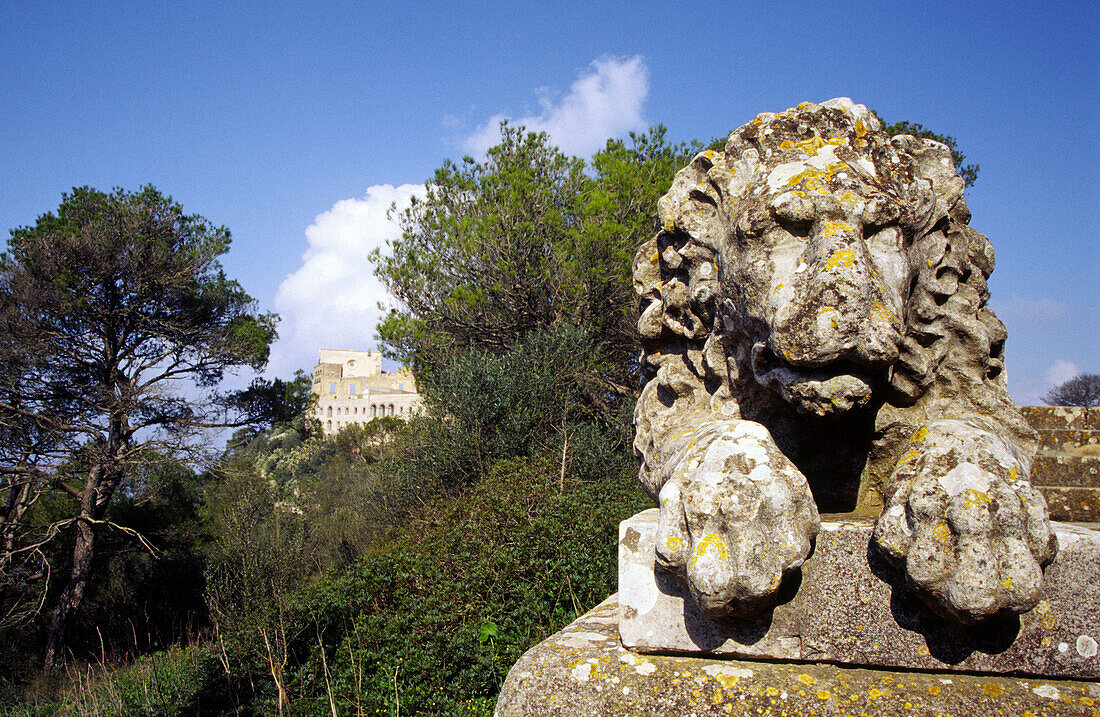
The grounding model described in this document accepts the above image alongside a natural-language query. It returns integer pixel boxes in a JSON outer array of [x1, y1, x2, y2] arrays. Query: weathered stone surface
[[652, 421, 820, 618], [1039, 486, 1100, 523], [632, 98, 1057, 626], [494, 596, 1100, 717], [1021, 406, 1100, 432], [620, 509, 1100, 679], [1032, 455, 1100, 488], [1036, 428, 1100, 455], [1020, 405, 1100, 521]]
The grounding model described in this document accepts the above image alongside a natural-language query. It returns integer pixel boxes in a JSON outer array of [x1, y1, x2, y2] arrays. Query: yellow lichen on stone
[[871, 301, 898, 325], [932, 523, 951, 544], [666, 536, 682, 552], [778, 136, 846, 157], [817, 689, 832, 700], [855, 119, 867, 137], [785, 163, 846, 193], [1002, 578, 1014, 590], [983, 683, 1005, 697], [825, 246, 857, 270], [911, 427, 930, 442], [1040, 612, 1058, 630], [868, 687, 890, 700], [898, 448, 920, 464], [962, 489, 992, 509], [871, 301, 897, 325], [689, 533, 729, 570], [797, 673, 816, 686], [822, 220, 854, 238], [837, 190, 858, 203]]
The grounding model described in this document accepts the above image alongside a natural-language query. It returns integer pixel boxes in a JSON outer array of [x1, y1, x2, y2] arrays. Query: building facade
[[312, 349, 424, 434]]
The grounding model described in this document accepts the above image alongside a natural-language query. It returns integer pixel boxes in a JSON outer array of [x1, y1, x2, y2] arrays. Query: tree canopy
[[0, 185, 276, 666], [1043, 373, 1100, 407], [373, 123, 698, 396]]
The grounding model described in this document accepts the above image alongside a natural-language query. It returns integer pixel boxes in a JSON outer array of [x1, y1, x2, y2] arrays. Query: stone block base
[[494, 596, 1100, 717], [619, 509, 1100, 680], [1039, 485, 1100, 522]]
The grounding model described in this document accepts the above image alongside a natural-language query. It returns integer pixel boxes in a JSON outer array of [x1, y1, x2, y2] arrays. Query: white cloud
[[1044, 359, 1080, 388], [463, 55, 650, 158], [268, 183, 423, 375]]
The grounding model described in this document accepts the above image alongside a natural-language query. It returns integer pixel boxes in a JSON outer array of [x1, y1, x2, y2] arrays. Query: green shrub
[[252, 453, 650, 715], [6, 644, 233, 716]]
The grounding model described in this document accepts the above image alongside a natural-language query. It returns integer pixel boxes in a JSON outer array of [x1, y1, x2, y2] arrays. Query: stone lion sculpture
[[633, 98, 1057, 626]]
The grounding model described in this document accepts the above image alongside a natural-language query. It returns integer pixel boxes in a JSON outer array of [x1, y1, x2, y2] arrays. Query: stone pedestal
[[494, 596, 1100, 717], [619, 509, 1100, 680]]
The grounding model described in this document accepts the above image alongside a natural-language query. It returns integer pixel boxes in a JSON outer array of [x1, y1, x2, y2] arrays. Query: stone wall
[[1023, 406, 1100, 522]]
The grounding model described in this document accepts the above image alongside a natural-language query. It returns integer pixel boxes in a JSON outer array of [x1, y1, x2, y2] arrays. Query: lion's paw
[[655, 420, 820, 617], [873, 420, 1058, 625]]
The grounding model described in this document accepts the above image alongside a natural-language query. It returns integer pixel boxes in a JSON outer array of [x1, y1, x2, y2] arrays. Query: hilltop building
[[311, 349, 424, 434]]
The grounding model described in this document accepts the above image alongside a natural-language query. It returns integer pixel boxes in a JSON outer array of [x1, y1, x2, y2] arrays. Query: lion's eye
[[774, 216, 811, 238]]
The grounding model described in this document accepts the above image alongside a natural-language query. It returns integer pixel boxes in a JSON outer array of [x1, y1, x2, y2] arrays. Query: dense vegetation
[[0, 186, 276, 670], [4, 332, 650, 715], [0, 128, 691, 714], [0, 114, 978, 715]]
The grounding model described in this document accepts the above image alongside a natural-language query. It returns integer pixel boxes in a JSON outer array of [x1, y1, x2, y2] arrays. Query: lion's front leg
[[873, 419, 1058, 625], [654, 420, 820, 618]]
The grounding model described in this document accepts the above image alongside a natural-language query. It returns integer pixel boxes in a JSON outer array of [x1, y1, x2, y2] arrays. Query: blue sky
[[1, 0, 1096, 404]]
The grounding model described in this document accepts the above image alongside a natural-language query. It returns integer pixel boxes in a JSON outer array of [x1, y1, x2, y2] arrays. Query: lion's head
[[633, 99, 1028, 505]]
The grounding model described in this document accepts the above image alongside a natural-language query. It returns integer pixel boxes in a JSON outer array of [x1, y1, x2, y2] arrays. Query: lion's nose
[[769, 221, 902, 368]]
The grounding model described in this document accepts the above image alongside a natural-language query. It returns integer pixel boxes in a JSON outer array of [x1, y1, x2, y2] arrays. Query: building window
[[389, 404, 395, 416], [327, 406, 333, 417], [327, 420, 332, 431], [398, 382, 404, 391], [329, 382, 336, 394], [349, 383, 356, 395]]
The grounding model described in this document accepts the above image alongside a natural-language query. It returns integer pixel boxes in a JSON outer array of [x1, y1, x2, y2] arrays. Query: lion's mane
[[633, 99, 1032, 507]]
